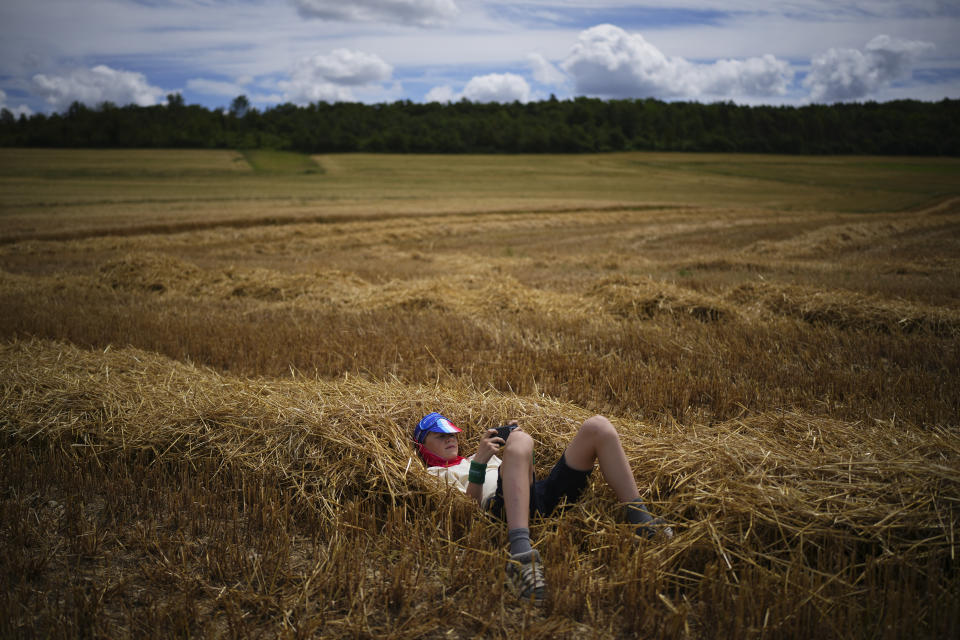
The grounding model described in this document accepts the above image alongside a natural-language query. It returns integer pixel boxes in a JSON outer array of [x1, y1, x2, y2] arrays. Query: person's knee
[[581, 415, 619, 441], [503, 430, 534, 459]]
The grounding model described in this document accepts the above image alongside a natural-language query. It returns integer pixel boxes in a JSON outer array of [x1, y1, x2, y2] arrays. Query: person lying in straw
[[413, 412, 673, 605]]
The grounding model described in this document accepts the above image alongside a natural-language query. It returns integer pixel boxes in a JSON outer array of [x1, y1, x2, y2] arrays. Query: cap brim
[[429, 417, 462, 435]]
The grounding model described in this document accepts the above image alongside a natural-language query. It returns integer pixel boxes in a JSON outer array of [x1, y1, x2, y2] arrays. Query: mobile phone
[[494, 424, 518, 441]]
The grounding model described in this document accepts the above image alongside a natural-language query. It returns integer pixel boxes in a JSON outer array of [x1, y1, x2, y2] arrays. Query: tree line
[[2, 93, 958, 155]]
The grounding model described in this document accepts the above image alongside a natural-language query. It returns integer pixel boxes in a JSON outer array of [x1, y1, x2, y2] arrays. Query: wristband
[[468, 460, 487, 484]]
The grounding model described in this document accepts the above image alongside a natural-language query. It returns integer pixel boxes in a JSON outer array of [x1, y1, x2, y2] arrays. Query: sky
[[1, 0, 959, 117]]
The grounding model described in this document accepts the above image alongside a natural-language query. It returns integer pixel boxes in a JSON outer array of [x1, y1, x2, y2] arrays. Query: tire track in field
[[0, 203, 687, 245]]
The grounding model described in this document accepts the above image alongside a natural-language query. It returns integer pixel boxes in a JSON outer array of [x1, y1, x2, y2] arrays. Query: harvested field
[[1, 149, 959, 639]]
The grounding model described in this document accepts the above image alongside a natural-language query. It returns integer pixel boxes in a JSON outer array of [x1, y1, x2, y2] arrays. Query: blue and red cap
[[413, 412, 462, 444]]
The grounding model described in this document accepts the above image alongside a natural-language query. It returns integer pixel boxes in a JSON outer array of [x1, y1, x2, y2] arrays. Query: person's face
[[423, 431, 459, 460]]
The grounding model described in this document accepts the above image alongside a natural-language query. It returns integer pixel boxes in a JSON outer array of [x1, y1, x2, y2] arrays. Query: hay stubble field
[[1, 149, 959, 638]]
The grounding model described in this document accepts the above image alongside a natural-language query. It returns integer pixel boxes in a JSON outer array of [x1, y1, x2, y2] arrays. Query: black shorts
[[487, 453, 593, 520]]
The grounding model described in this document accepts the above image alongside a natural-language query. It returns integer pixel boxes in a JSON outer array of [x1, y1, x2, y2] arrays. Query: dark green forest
[[2, 94, 958, 155]]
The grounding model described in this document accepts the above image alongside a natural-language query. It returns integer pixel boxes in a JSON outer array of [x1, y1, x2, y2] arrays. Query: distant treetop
[[1, 96, 957, 155]]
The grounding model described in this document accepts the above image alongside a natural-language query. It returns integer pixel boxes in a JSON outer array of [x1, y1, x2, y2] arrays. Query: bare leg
[[564, 415, 671, 538], [563, 415, 640, 502], [500, 430, 535, 531]]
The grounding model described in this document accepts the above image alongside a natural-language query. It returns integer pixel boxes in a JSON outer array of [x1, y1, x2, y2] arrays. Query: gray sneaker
[[505, 549, 546, 605], [637, 517, 675, 540]]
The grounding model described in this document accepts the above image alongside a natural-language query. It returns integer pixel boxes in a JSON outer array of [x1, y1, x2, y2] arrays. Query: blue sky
[[1, 0, 958, 116]]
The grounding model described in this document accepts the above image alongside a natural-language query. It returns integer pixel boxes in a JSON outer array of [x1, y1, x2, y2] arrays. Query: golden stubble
[[1, 149, 959, 638]]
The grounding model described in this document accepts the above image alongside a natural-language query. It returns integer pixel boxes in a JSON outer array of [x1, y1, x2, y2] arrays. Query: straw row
[[6, 252, 958, 338], [3, 338, 956, 561]]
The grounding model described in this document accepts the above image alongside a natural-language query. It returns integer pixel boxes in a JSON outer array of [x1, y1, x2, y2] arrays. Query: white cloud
[[425, 73, 532, 103], [527, 52, 567, 86], [425, 84, 456, 103], [698, 55, 793, 97], [31, 65, 167, 110], [0, 88, 32, 117], [280, 79, 354, 105], [299, 49, 393, 86], [803, 35, 935, 102], [560, 24, 793, 100], [1, 1, 957, 112], [355, 80, 407, 103], [292, 0, 459, 27], [463, 73, 532, 103], [280, 49, 393, 104]]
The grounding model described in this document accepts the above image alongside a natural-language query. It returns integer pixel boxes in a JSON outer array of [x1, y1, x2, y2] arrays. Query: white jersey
[[427, 455, 501, 506]]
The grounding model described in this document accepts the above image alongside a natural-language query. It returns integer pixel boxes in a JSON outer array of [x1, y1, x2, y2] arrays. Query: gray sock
[[508, 527, 532, 556], [624, 498, 655, 526]]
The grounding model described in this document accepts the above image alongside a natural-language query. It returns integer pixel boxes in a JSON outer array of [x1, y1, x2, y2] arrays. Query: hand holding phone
[[494, 424, 518, 442]]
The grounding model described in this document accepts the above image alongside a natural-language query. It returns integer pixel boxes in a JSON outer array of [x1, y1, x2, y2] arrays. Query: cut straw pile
[[743, 215, 949, 258], [3, 337, 956, 547], [89, 254, 960, 337], [2, 337, 958, 637], [589, 275, 734, 323], [727, 281, 960, 335], [94, 253, 592, 321]]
